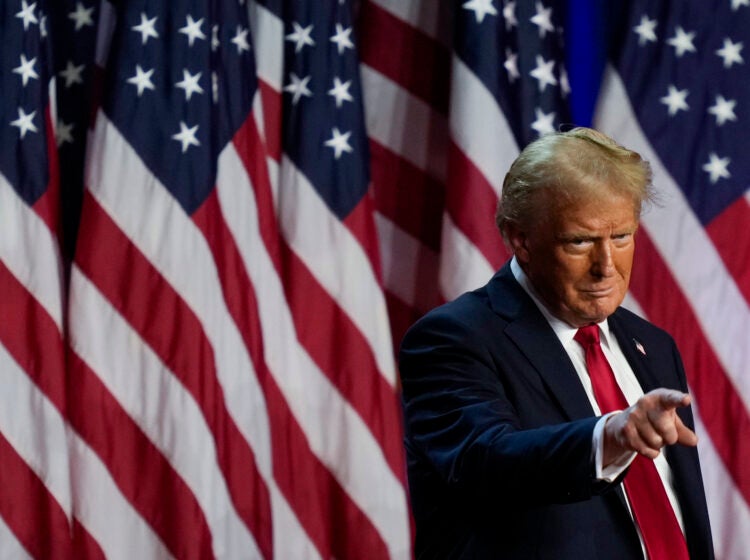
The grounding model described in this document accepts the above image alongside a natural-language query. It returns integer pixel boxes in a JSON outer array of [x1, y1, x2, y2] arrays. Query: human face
[[509, 192, 639, 327]]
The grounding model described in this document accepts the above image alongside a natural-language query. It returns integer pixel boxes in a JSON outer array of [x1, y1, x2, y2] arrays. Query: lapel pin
[[633, 338, 646, 356]]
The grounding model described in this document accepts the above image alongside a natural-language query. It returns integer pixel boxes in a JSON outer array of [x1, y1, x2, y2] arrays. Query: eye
[[612, 233, 633, 246]]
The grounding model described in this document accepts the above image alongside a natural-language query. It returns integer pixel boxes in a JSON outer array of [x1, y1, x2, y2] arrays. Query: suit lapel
[[487, 264, 596, 422]]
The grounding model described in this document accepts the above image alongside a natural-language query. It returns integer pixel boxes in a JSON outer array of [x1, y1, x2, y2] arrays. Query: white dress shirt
[[510, 257, 686, 548]]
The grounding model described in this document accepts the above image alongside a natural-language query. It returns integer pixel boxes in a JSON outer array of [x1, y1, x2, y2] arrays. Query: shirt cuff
[[592, 411, 637, 482]]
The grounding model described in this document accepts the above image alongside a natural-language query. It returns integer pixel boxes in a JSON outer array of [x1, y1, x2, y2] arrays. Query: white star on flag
[[172, 121, 200, 153], [127, 65, 156, 96], [660, 85, 689, 115], [59, 60, 85, 88], [716, 37, 744, 68], [179, 15, 206, 46], [732, 0, 750, 10], [283, 73, 313, 105], [330, 23, 354, 55], [324, 127, 353, 159], [132, 12, 159, 45], [10, 107, 38, 139], [286, 22, 315, 53], [56, 120, 74, 147], [211, 24, 220, 51], [531, 107, 556, 136], [462, 0, 498, 24], [176, 70, 204, 101], [559, 67, 571, 97], [15, 0, 38, 31], [13, 55, 39, 87], [503, 1, 517, 30], [68, 2, 95, 31], [708, 95, 737, 125], [703, 153, 731, 183], [530, 55, 557, 92], [328, 77, 354, 108], [504, 49, 519, 82], [633, 15, 658, 45], [530, 2, 554, 38], [231, 26, 250, 54], [667, 26, 697, 57]]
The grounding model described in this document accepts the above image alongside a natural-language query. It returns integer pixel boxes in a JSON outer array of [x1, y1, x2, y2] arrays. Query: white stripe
[[0, 515, 33, 560], [217, 144, 411, 559], [68, 421, 173, 560], [248, 2, 284, 92], [84, 112, 316, 556], [449, 54, 518, 196], [439, 214, 495, 300], [367, 0, 451, 44], [694, 408, 750, 560], [276, 157, 397, 386], [0, 342, 71, 520], [375, 211, 440, 312], [0, 171, 63, 330], [68, 267, 262, 560], [360, 64, 449, 182], [595, 66, 750, 412]]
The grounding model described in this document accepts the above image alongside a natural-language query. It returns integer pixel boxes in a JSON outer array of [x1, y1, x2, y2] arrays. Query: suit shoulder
[[400, 287, 499, 349], [612, 306, 676, 346]]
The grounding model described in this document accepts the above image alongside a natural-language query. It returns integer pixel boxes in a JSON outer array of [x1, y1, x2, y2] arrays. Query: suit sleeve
[[399, 309, 616, 508]]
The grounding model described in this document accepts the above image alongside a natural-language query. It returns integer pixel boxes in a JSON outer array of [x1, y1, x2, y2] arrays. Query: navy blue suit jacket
[[399, 263, 714, 559]]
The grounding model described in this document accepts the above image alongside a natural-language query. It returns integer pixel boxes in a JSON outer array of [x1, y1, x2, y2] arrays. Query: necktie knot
[[574, 324, 600, 347]]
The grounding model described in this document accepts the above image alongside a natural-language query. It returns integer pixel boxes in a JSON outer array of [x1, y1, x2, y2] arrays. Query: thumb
[[674, 414, 698, 447]]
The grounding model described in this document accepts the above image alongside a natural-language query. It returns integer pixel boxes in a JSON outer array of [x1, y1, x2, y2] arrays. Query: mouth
[[580, 286, 615, 298]]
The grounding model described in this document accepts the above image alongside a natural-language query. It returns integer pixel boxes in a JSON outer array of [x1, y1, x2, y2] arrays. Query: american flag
[[2, 0, 749, 558], [2, 0, 412, 557]]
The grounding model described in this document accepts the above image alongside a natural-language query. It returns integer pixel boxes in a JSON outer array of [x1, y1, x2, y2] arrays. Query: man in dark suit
[[399, 128, 714, 559]]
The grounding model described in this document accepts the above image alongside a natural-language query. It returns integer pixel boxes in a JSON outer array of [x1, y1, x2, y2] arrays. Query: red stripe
[[705, 196, 750, 304], [258, 80, 282, 162], [72, 518, 107, 560], [224, 117, 394, 556], [384, 290, 431, 358], [74, 191, 273, 559], [66, 349, 216, 560], [446, 141, 511, 269], [359, 0, 450, 114], [369, 140, 445, 252], [232, 115, 407, 480], [630, 231, 750, 505], [0, 430, 73, 559]]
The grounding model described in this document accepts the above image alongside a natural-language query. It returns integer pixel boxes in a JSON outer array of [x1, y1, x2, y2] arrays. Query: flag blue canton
[[260, 0, 370, 220], [612, 0, 750, 225], [455, 0, 572, 148], [0, 0, 53, 205], [102, 0, 257, 215]]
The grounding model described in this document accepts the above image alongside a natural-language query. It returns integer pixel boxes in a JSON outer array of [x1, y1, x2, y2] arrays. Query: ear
[[504, 222, 530, 264]]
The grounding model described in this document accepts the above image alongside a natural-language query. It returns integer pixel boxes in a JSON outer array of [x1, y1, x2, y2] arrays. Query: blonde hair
[[495, 127, 654, 240]]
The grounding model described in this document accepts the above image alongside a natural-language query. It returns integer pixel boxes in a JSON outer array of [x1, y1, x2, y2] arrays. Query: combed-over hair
[[495, 127, 654, 241]]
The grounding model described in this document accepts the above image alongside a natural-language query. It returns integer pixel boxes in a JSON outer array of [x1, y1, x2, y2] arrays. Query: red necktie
[[574, 325, 689, 560]]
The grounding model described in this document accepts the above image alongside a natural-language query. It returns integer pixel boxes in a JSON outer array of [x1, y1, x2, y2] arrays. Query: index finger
[[651, 388, 692, 409]]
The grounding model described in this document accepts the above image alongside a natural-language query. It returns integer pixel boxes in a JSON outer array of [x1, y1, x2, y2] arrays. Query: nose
[[591, 240, 615, 277]]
